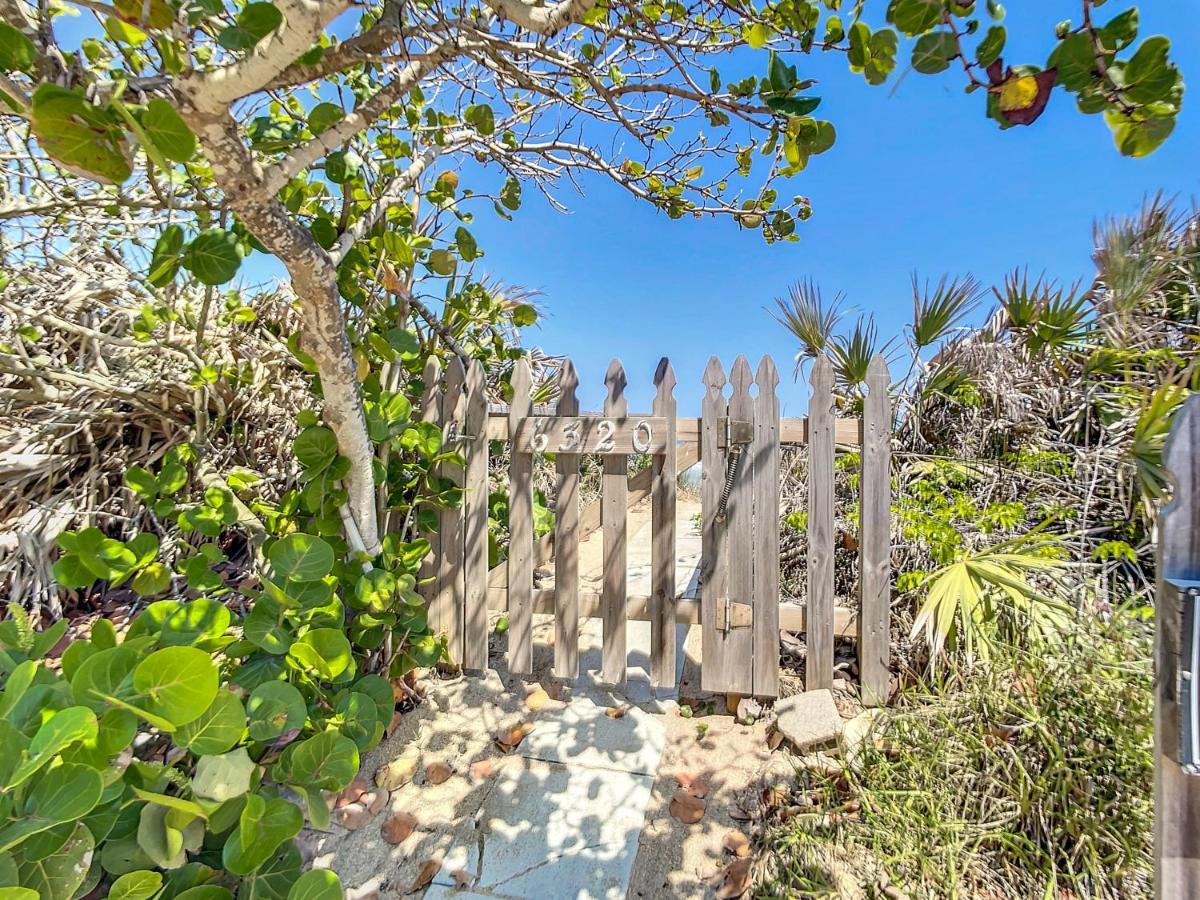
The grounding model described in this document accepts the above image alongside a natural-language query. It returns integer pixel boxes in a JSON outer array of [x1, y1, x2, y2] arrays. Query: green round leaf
[[141, 98, 196, 163], [269, 533, 335, 582], [286, 628, 352, 681], [307, 103, 343, 135], [176, 690, 246, 756], [184, 230, 244, 286], [109, 870, 164, 900], [287, 869, 342, 900], [218, 2, 284, 51], [273, 731, 358, 791], [132, 646, 220, 726], [246, 681, 307, 741], [222, 795, 304, 875], [192, 747, 257, 802], [293, 426, 338, 472]]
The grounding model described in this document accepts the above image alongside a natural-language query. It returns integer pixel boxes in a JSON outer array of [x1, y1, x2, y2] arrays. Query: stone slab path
[[305, 497, 828, 898]]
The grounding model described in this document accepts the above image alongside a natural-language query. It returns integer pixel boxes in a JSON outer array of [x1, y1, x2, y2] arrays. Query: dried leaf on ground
[[767, 729, 784, 751], [762, 784, 789, 809], [333, 802, 372, 830], [425, 762, 453, 785], [722, 831, 751, 858], [725, 693, 742, 716], [407, 860, 439, 893], [334, 777, 371, 809], [376, 755, 419, 790], [715, 857, 753, 899], [675, 772, 709, 799], [451, 870, 474, 889], [386, 710, 404, 737], [728, 805, 754, 822], [381, 812, 417, 845], [669, 790, 706, 824], [525, 686, 550, 710], [469, 758, 496, 783], [606, 705, 627, 719], [495, 722, 535, 752]]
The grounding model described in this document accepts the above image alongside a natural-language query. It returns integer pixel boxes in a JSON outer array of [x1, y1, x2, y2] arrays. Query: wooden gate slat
[[724, 356, 755, 696], [601, 359, 628, 685], [753, 355, 781, 699], [650, 358, 677, 689], [436, 357, 467, 664], [507, 358, 534, 675], [554, 360, 581, 679], [700, 357, 729, 693], [463, 360, 489, 671], [807, 355, 835, 691], [417, 357, 443, 614], [859, 354, 891, 705]]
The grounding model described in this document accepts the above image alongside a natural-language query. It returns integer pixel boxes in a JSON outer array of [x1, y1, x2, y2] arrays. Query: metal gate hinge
[[718, 417, 754, 450], [445, 422, 476, 443], [716, 598, 753, 632]]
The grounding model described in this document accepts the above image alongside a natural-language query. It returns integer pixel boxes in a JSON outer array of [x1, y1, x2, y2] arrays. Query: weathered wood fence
[[419, 352, 892, 702], [1156, 395, 1200, 896]]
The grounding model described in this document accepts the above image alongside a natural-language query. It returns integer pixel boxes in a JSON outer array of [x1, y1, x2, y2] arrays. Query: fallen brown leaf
[[762, 784, 789, 809], [674, 772, 709, 799], [725, 693, 742, 716], [451, 869, 474, 889], [606, 705, 627, 719], [669, 790, 706, 824], [386, 710, 404, 737], [376, 755, 419, 790], [407, 859, 439, 893], [728, 806, 754, 822], [767, 729, 784, 751], [425, 762, 453, 785], [381, 812, 417, 845], [495, 722, 535, 753], [722, 830, 750, 858], [469, 759, 496, 783], [715, 857, 753, 899], [334, 777, 370, 809]]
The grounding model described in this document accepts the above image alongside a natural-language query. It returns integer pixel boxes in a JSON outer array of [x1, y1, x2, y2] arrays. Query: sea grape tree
[[0, 0, 1184, 554]]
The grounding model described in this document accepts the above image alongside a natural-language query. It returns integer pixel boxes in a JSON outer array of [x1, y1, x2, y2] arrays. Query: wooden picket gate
[[418, 352, 892, 703]]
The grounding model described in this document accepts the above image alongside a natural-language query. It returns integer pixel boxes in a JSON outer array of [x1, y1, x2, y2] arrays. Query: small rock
[[831, 678, 849, 692], [375, 753, 419, 790], [775, 690, 842, 752], [344, 881, 381, 900], [736, 697, 762, 724]]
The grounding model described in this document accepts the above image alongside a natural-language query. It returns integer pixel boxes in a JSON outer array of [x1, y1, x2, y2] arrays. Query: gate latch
[[1168, 577, 1200, 775], [716, 598, 753, 632]]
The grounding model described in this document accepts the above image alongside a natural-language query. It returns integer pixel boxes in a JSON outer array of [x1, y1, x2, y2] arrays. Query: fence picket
[[507, 358, 534, 674], [859, 354, 891, 705], [463, 360, 489, 671], [554, 360, 581, 679], [435, 357, 467, 664], [1156, 396, 1200, 892], [724, 356, 755, 696], [700, 357, 729, 693], [807, 355, 835, 691], [417, 357, 443, 614], [651, 358, 677, 689], [753, 355, 781, 699], [601, 359, 629, 685]]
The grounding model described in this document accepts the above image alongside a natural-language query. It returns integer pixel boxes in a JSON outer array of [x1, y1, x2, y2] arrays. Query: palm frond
[[771, 280, 842, 372], [911, 274, 983, 350]]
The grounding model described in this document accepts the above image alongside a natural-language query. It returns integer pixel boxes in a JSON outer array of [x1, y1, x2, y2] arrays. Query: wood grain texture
[[601, 359, 629, 685], [463, 360, 489, 671], [1156, 395, 1200, 897], [497, 415, 863, 447], [417, 357, 442, 614], [554, 360, 581, 679], [700, 357, 729, 694], [752, 355, 781, 699], [806, 355, 835, 691], [651, 358, 677, 689], [859, 354, 891, 705], [507, 358, 534, 675], [724, 356, 755, 696], [435, 357, 466, 665], [511, 416, 670, 455]]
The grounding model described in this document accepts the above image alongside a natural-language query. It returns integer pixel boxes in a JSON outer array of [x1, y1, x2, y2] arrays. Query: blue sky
[[460, 4, 1200, 415]]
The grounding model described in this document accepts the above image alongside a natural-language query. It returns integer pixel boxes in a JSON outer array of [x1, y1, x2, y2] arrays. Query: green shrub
[[760, 611, 1152, 898]]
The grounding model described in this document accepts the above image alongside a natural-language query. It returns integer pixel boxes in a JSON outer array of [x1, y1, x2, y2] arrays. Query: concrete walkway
[[304, 498, 799, 899]]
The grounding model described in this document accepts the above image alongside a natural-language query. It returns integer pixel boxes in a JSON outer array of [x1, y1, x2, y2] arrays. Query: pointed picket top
[[558, 358, 579, 415], [703, 356, 726, 393], [443, 354, 466, 397], [810, 353, 834, 392], [866, 353, 890, 389], [465, 358, 486, 395], [510, 356, 532, 401], [755, 355, 780, 392], [730, 354, 753, 399], [604, 358, 628, 406], [653, 356, 676, 393], [420, 356, 443, 423]]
